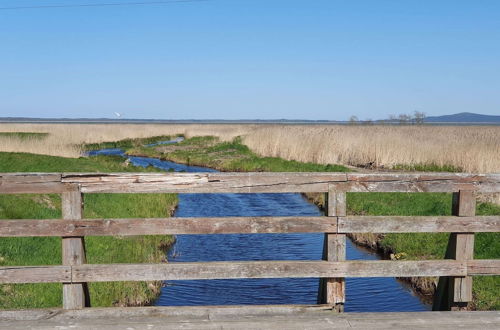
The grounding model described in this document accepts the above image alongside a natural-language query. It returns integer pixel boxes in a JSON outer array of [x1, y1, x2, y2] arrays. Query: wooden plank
[[0, 309, 498, 330], [1, 172, 498, 194], [65, 172, 500, 193], [0, 305, 334, 322], [0, 266, 71, 283], [433, 190, 476, 311], [7, 215, 497, 238], [451, 190, 476, 310], [71, 260, 466, 282], [0, 173, 61, 183], [0, 217, 336, 237], [338, 216, 500, 233], [318, 187, 346, 311], [467, 259, 500, 275], [62, 172, 348, 193], [0, 308, 499, 330], [343, 173, 500, 193], [347, 173, 500, 184], [0, 173, 69, 193], [62, 189, 90, 309], [330, 181, 499, 193]]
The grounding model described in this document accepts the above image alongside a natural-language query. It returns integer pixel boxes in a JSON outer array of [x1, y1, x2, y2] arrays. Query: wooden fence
[[0, 172, 499, 312]]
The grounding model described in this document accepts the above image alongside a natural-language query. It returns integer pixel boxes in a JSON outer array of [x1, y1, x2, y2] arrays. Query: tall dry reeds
[[242, 125, 500, 173], [0, 123, 254, 158], [0, 123, 498, 173]]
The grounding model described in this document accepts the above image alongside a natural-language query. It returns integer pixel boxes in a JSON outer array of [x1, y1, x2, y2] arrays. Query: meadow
[[0, 151, 177, 309]]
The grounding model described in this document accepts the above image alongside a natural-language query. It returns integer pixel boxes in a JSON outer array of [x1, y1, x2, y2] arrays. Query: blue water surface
[[93, 142, 430, 312]]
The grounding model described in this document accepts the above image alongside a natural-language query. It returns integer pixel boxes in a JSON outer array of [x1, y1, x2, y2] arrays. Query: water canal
[[89, 147, 430, 312]]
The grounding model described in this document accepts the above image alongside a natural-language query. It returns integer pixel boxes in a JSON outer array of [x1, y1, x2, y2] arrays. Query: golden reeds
[[0, 123, 498, 173]]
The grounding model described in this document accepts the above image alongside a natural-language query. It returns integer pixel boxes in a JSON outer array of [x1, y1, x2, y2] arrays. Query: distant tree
[[398, 114, 411, 124], [363, 118, 373, 125], [388, 114, 397, 123], [414, 111, 426, 125], [349, 115, 359, 125]]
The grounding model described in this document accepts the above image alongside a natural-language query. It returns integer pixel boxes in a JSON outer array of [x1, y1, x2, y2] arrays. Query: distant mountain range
[[424, 112, 500, 123], [0, 112, 499, 124]]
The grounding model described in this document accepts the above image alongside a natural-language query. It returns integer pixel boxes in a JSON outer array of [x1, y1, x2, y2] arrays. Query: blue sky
[[0, 0, 499, 120]]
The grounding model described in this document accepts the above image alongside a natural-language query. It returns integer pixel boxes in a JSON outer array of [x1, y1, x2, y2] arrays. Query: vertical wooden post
[[62, 187, 90, 309], [433, 190, 475, 311], [317, 186, 346, 312]]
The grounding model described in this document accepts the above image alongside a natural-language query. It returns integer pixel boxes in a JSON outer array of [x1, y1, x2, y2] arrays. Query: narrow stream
[[90, 147, 430, 312]]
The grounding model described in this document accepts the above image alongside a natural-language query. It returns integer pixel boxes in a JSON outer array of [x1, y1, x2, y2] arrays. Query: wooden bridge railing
[[0, 172, 499, 312]]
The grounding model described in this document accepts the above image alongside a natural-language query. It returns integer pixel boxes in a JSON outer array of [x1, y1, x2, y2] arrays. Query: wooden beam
[[1, 172, 498, 193], [338, 216, 500, 233], [64, 172, 500, 193], [62, 172, 348, 193], [433, 190, 476, 311], [0, 259, 493, 285], [0, 217, 336, 237], [0, 173, 69, 194], [62, 188, 90, 310], [0, 308, 499, 329], [467, 259, 500, 275], [318, 187, 346, 311], [451, 190, 476, 310], [71, 260, 467, 282], [0, 266, 71, 283]]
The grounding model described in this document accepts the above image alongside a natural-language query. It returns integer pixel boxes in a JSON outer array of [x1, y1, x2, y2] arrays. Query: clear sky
[[0, 0, 499, 120]]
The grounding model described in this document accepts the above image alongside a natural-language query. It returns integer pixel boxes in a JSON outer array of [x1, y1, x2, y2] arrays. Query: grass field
[[0, 151, 177, 309]]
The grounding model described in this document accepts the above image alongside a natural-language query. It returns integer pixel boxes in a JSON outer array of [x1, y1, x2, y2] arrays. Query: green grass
[[127, 136, 350, 172], [347, 192, 500, 310], [0, 152, 161, 173], [0, 152, 177, 309], [392, 163, 463, 172], [85, 135, 179, 151], [0, 132, 49, 140]]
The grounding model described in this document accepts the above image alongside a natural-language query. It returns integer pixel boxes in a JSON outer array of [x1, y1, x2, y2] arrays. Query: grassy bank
[[0, 152, 177, 309], [346, 193, 500, 310], [126, 136, 350, 172], [85, 135, 178, 151], [125, 136, 499, 310]]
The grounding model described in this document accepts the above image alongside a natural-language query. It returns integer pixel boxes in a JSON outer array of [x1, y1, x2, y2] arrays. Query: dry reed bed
[[243, 125, 500, 173], [0, 123, 499, 173], [0, 123, 254, 158]]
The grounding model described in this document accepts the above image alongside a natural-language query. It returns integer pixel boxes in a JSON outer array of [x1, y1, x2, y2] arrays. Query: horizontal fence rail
[[0, 172, 499, 312], [1, 172, 500, 194], [1, 260, 499, 284], [0, 216, 499, 237]]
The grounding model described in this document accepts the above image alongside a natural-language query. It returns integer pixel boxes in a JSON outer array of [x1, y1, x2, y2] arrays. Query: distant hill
[[0, 112, 499, 124], [425, 112, 500, 123]]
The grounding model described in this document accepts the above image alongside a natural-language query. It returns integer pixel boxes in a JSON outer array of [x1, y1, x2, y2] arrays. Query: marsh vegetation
[[1, 123, 498, 172]]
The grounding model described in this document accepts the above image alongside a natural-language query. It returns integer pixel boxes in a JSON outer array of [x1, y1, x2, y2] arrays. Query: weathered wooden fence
[[0, 172, 499, 312]]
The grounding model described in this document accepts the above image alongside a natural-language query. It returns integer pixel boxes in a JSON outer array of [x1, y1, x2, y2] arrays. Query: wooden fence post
[[433, 190, 475, 311], [62, 187, 90, 309], [317, 186, 346, 312]]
